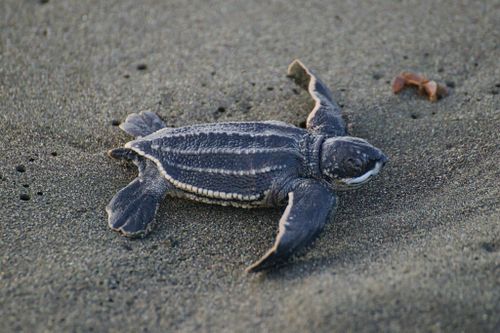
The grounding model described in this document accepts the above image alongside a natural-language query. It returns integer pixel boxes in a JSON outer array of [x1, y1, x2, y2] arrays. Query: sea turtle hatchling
[[107, 60, 388, 272]]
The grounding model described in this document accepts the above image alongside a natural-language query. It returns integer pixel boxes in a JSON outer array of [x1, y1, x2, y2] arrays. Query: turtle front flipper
[[106, 153, 170, 237], [287, 60, 348, 137], [246, 179, 337, 273]]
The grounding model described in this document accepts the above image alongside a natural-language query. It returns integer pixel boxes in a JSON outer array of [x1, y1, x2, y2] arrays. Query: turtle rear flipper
[[106, 156, 169, 237], [119, 111, 167, 138]]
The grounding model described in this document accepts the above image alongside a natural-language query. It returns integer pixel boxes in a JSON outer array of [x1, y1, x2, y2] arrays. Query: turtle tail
[[119, 111, 167, 138], [106, 149, 169, 237]]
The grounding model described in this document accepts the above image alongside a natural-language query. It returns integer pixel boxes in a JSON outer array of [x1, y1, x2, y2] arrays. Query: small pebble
[[164, 237, 177, 248], [481, 242, 496, 253], [20, 194, 30, 201], [16, 165, 26, 172], [136, 64, 147, 71]]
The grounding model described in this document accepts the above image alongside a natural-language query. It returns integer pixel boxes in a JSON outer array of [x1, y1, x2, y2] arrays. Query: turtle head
[[320, 137, 388, 190]]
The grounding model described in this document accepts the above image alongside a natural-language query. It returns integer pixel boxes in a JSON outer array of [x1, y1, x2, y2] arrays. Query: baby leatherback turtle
[[107, 60, 388, 272]]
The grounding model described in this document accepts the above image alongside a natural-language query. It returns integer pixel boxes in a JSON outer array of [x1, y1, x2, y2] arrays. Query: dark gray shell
[[125, 121, 312, 204]]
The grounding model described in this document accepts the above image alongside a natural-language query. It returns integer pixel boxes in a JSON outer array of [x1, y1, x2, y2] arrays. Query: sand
[[1, 0, 499, 332]]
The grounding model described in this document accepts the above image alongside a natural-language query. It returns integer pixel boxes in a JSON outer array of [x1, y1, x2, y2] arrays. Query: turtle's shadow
[[247, 225, 363, 281], [247, 181, 397, 280]]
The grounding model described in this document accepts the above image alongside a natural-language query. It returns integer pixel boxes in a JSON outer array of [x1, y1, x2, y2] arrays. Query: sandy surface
[[1, 0, 499, 332]]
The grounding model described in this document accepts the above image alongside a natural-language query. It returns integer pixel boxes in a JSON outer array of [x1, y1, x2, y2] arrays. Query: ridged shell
[[126, 121, 306, 202]]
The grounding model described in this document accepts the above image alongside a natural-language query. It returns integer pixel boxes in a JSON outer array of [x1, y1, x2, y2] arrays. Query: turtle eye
[[346, 158, 362, 172]]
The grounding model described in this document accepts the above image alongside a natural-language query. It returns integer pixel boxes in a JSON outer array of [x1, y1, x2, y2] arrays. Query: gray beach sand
[[1, 0, 499, 331]]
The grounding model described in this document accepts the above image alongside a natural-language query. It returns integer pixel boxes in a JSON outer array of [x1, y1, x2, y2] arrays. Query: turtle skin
[[107, 60, 388, 272]]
